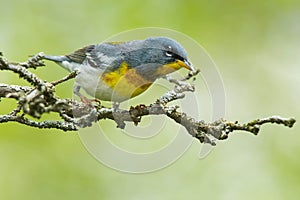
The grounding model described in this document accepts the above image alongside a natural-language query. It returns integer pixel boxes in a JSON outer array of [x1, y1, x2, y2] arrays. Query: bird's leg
[[73, 84, 91, 104], [73, 84, 102, 107]]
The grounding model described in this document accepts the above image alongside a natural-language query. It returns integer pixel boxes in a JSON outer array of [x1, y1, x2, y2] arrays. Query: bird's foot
[[79, 96, 101, 108]]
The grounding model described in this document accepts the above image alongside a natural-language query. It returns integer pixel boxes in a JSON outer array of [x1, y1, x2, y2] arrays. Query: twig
[[0, 114, 77, 131], [51, 70, 79, 86], [0, 53, 46, 87], [0, 84, 31, 99], [19, 52, 45, 69]]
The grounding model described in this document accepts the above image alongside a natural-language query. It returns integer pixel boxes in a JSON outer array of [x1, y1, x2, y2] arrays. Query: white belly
[[75, 66, 129, 102]]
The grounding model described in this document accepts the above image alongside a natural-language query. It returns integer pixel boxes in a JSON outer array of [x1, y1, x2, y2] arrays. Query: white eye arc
[[165, 51, 173, 57]]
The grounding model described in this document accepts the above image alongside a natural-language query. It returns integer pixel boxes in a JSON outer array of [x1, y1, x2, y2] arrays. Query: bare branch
[[0, 52, 296, 145], [0, 84, 31, 99], [19, 52, 45, 69], [0, 114, 77, 131]]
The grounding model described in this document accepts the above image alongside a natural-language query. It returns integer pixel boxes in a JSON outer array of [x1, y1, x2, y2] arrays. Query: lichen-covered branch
[[0, 52, 296, 145]]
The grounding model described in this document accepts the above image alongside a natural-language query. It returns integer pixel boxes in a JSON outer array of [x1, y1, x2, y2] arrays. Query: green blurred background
[[1, 0, 300, 199]]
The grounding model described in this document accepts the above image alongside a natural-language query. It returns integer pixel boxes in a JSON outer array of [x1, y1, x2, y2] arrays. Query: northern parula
[[44, 37, 194, 102]]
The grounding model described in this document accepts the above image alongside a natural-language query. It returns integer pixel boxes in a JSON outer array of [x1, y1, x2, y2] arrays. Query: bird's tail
[[44, 54, 77, 72], [43, 55, 67, 63]]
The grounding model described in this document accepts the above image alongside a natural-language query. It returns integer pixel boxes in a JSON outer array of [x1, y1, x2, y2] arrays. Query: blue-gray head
[[121, 37, 194, 81], [143, 37, 193, 70]]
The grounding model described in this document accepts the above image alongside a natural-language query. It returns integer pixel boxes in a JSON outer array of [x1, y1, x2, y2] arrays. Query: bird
[[43, 36, 194, 103]]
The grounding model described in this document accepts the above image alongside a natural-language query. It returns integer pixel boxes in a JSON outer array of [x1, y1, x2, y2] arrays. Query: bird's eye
[[165, 51, 173, 57]]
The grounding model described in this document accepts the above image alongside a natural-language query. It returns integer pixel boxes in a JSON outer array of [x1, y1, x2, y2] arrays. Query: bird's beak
[[176, 59, 195, 71]]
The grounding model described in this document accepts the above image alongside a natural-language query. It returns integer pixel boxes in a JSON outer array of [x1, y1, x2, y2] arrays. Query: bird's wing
[[65, 45, 94, 64], [66, 43, 125, 71]]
